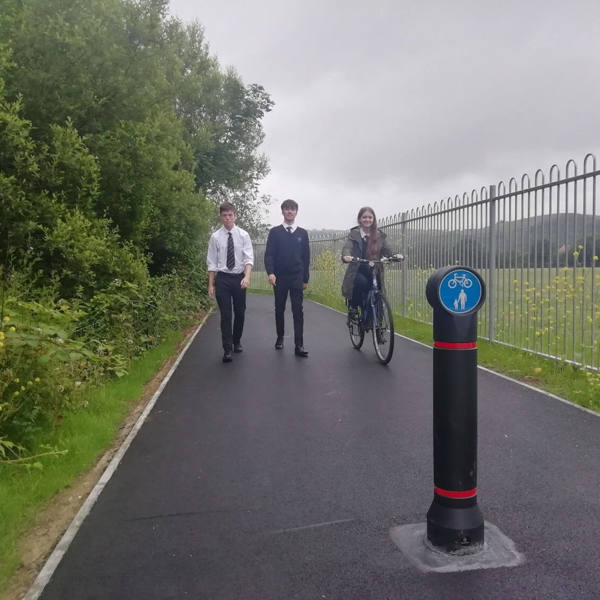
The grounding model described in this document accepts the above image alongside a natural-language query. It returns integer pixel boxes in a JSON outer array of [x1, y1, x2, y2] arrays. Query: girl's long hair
[[357, 206, 379, 259]]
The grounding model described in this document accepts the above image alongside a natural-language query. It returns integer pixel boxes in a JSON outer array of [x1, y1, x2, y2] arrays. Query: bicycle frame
[[351, 256, 401, 326], [361, 269, 380, 330]]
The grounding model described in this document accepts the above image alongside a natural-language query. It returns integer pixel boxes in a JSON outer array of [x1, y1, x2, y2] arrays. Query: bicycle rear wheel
[[371, 295, 394, 364], [347, 307, 364, 349]]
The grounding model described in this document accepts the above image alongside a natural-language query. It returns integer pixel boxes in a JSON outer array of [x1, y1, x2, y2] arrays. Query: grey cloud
[[169, 0, 600, 227]]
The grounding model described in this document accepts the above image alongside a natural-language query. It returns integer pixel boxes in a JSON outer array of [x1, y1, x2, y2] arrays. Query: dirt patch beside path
[[1, 317, 207, 600]]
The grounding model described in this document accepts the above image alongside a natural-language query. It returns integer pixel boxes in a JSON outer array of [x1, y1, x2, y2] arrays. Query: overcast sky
[[168, 0, 600, 230]]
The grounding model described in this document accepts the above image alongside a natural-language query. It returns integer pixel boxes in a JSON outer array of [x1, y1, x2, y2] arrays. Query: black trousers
[[350, 271, 371, 308], [273, 277, 304, 347], [215, 272, 246, 350]]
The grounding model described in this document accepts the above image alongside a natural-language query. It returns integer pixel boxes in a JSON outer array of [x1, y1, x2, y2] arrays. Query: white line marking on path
[[271, 518, 355, 534], [23, 313, 212, 600]]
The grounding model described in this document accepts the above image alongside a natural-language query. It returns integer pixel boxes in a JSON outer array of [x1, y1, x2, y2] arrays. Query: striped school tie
[[227, 232, 235, 270]]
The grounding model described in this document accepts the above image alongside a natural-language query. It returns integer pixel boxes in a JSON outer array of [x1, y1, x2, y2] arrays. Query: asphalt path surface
[[37, 294, 600, 599]]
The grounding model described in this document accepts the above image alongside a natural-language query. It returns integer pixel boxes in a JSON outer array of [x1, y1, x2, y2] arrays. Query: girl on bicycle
[[341, 207, 402, 315]]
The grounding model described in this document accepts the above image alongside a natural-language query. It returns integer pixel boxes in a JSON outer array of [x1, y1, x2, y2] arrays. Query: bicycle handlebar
[[347, 255, 405, 265]]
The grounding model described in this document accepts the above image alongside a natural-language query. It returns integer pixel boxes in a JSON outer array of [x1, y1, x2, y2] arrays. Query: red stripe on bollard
[[434, 486, 477, 499], [434, 341, 477, 349]]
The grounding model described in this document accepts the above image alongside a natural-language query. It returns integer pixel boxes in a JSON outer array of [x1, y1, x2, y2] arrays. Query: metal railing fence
[[251, 154, 600, 369]]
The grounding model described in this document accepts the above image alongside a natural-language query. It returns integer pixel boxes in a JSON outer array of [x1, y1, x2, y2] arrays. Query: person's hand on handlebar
[[343, 255, 404, 263], [379, 254, 405, 262]]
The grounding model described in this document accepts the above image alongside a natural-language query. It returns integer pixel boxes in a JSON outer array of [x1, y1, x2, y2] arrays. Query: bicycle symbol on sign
[[447, 273, 473, 289]]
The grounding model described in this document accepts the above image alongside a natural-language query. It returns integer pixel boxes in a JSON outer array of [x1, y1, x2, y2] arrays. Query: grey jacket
[[341, 227, 394, 299]]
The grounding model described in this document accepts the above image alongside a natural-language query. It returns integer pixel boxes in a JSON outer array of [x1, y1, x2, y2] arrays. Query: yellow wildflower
[[0, 331, 4, 339], [9, 326, 15, 332], [2, 316, 9, 323], [35, 377, 40, 383]]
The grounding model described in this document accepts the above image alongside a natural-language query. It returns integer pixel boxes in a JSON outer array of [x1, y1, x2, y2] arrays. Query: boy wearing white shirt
[[206, 202, 254, 362]]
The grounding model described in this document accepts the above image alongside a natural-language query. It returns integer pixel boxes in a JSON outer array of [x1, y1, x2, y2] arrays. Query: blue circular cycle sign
[[439, 269, 482, 314]]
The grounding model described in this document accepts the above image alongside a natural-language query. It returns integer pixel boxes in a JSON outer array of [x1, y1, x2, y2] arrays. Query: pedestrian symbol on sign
[[453, 288, 468, 311]]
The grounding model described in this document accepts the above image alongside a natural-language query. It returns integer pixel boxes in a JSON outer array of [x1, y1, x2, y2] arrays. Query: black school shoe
[[275, 337, 284, 349], [233, 343, 243, 353], [222, 350, 233, 362], [294, 346, 308, 357]]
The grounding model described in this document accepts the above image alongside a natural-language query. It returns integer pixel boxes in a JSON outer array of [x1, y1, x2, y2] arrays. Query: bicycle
[[345, 256, 404, 364], [447, 272, 473, 289]]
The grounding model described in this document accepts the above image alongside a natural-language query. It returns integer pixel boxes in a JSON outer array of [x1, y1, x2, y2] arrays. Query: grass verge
[[0, 326, 190, 593]]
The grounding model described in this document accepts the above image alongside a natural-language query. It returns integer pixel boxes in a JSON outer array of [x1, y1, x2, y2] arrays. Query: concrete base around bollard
[[390, 521, 525, 573]]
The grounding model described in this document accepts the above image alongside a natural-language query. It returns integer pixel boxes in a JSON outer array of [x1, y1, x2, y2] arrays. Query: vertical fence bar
[[567, 160, 576, 362], [488, 185, 497, 342], [538, 171, 546, 357], [575, 169, 587, 365], [532, 173, 539, 354], [506, 181, 513, 345], [401, 212, 407, 317], [587, 155, 597, 368], [563, 170, 569, 360], [478, 190, 487, 336], [552, 165, 560, 360]]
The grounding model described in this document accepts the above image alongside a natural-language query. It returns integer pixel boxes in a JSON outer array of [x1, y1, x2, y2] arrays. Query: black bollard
[[425, 266, 486, 554]]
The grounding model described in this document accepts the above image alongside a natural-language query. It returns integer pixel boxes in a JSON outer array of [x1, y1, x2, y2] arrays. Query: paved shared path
[[34, 294, 600, 599]]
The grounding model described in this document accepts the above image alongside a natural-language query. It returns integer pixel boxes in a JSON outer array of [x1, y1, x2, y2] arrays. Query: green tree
[[165, 21, 274, 194], [1, 0, 273, 285], [94, 111, 209, 273], [0, 0, 172, 138], [0, 77, 44, 271]]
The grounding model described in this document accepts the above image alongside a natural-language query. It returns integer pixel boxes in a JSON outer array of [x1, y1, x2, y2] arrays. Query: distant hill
[[307, 229, 347, 239], [494, 213, 600, 249]]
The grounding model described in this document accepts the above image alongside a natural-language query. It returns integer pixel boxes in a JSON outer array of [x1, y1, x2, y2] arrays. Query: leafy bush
[[43, 208, 148, 299], [0, 299, 109, 447], [0, 265, 208, 450]]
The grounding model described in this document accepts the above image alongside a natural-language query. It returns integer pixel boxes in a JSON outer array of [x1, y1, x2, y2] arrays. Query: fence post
[[487, 185, 497, 341], [401, 212, 407, 317]]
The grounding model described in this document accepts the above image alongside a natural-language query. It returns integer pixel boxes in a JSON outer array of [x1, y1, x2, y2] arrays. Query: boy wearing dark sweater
[[264, 199, 310, 357]]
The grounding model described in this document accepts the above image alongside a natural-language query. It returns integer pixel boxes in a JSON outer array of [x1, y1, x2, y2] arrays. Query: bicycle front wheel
[[348, 308, 364, 349], [371, 295, 394, 364]]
